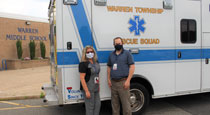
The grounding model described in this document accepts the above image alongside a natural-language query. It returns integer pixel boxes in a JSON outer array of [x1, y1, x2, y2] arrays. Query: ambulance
[[42, 0, 210, 114]]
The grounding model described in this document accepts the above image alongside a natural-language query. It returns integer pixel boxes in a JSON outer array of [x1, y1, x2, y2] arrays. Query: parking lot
[[1, 93, 210, 115]]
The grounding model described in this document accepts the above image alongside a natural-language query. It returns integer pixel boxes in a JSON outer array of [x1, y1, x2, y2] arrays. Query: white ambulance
[[43, 0, 210, 114]]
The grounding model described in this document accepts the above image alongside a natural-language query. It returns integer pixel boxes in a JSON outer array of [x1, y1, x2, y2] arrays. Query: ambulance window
[[181, 19, 196, 43]]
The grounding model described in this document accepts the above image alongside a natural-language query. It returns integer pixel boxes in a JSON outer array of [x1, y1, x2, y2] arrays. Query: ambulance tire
[[130, 83, 150, 115], [58, 104, 64, 107]]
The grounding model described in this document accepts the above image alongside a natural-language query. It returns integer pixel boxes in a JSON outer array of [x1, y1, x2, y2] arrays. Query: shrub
[[29, 40, 36, 60], [40, 92, 45, 98], [16, 40, 23, 59], [40, 41, 46, 59]]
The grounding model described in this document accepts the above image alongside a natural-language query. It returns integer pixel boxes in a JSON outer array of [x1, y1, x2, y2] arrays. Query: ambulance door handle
[[205, 58, 209, 64], [67, 42, 72, 50], [178, 51, 181, 59]]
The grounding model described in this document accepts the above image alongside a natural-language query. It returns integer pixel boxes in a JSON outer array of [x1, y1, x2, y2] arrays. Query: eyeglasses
[[86, 51, 94, 54]]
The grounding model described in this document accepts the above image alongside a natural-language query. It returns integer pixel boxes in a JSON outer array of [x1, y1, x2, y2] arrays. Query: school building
[[0, 12, 50, 70]]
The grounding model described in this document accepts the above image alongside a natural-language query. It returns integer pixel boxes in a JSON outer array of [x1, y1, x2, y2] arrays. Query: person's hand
[[124, 80, 130, 90], [108, 79, 112, 88], [85, 91, 91, 99]]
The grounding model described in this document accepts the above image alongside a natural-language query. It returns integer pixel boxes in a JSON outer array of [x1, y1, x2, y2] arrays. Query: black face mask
[[115, 44, 123, 51]]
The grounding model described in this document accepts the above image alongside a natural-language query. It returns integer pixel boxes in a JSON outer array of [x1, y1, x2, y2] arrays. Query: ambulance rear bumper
[[42, 83, 59, 105]]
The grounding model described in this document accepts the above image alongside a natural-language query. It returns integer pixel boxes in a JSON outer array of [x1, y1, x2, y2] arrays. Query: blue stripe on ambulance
[[71, 0, 96, 49], [58, 49, 210, 65]]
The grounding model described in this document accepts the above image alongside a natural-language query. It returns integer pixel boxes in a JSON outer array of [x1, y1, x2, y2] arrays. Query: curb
[[0, 95, 42, 101]]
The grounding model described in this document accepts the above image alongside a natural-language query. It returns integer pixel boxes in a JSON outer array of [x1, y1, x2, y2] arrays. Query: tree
[[40, 41, 46, 59], [29, 40, 36, 60], [16, 40, 23, 59]]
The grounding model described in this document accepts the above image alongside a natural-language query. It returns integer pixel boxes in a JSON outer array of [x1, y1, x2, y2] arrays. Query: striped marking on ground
[[0, 101, 49, 111], [0, 101, 24, 106]]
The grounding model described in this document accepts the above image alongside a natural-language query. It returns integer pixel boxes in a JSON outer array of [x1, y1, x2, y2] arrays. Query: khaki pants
[[111, 79, 131, 115]]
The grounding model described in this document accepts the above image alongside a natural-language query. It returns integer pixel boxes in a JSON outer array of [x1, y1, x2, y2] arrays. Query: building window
[[181, 19, 197, 43]]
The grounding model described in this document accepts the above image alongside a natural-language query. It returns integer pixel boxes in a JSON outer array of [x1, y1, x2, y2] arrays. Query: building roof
[[0, 12, 48, 23]]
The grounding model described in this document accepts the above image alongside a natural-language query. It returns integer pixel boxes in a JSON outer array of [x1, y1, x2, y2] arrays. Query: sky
[[0, 0, 50, 19]]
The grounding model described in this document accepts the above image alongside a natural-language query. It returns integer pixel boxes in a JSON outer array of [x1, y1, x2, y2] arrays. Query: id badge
[[94, 77, 99, 84], [113, 63, 117, 70]]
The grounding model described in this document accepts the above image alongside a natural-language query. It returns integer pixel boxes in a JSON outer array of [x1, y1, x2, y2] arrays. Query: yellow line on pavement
[[0, 101, 49, 111], [0, 101, 22, 106], [0, 106, 27, 111], [24, 105, 32, 107], [0, 105, 49, 111]]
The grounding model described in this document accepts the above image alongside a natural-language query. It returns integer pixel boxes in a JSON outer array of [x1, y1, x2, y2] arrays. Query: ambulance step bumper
[[42, 83, 59, 105]]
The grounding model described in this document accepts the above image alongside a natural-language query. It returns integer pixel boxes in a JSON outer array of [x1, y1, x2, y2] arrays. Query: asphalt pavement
[[1, 93, 210, 115], [1, 66, 210, 114]]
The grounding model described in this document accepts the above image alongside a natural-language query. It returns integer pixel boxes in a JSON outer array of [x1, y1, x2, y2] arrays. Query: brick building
[[0, 12, 50, 69]]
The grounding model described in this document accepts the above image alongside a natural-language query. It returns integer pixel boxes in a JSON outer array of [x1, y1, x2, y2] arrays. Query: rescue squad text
[[122, 38, 160, 45]]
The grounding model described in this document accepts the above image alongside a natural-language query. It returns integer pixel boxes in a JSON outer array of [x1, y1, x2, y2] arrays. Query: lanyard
[[91, 63, 99, 74]]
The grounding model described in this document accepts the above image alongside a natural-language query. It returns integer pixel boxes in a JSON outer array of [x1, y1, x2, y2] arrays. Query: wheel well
[[131, 75, 154, 96]]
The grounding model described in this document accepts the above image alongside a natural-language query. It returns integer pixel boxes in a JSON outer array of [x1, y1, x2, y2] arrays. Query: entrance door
[[175, 0, 201, 93]]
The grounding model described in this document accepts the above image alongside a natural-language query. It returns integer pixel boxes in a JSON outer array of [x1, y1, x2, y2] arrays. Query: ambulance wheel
[[58, 104, 64, 107], [130, 83, 150, 115]]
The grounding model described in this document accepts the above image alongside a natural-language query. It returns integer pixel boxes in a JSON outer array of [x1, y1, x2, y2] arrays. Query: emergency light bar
[[94, 0, 107, 6], [63, 0, 77, 5], [163, 0, 173, 9]]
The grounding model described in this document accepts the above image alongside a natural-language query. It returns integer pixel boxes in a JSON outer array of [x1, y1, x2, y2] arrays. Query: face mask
[[86, 52, 94, 59], [115, 44, 123, 51]]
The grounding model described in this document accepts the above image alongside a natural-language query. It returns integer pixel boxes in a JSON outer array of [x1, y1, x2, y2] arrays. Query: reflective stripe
[[57, 49, 210, 65]]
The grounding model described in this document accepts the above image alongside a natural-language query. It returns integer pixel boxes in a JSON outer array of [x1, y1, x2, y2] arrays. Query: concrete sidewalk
[[0, 66, 50, 100]]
